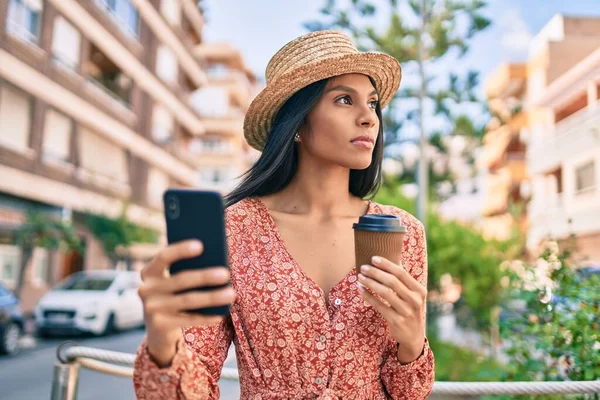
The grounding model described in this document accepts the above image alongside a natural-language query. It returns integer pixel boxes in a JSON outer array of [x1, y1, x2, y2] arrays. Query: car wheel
[[102, 313, 116, 336], [1, 322, 21, 356]]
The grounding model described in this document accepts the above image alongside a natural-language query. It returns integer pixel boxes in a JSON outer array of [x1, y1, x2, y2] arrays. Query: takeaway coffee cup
[[352, 214, 406, 274]]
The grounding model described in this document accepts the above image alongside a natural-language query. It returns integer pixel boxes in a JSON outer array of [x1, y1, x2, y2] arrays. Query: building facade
[[480, 63, 529, 241], [0, 0, 258, 311], [525, 15, 600, 264]]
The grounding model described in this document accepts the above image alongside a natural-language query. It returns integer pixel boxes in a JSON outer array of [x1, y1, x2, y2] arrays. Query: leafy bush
[[85, 211, 159, 266], [375, 184, 517, 330], [499, 240, 600, 400], [429, 334, 507, 382]]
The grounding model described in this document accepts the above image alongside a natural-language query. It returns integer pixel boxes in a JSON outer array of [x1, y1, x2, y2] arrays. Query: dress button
[[315, 377, 323, 384], [319, 335, 326, 343], [334, 298, 342, 306]]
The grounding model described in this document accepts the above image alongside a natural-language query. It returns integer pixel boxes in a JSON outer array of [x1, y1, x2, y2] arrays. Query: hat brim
[[244, 52, 401, 151]]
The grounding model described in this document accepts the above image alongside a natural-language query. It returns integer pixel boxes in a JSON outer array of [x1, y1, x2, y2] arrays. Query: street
[[0, 329, 241, 400]]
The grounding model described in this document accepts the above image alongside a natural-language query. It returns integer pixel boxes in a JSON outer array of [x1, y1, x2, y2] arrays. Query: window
[[156, 45, 178, 84], [95, 0, 139, 38], [6, 0, 42, 45], [0, 84, 33, 153], [189, 138, 227, 153], [78, 128, 129, 184], [190, 87, 229, 118], [199, 168, 232, 184], [43, 109, 72, 163], [0, 245, 22, 288], [151, 104, 174, 144], [575, 161, 596, 193], [56, 274, 114, 291], [32, 248, 50, 285], [51, 17, 81, 70]]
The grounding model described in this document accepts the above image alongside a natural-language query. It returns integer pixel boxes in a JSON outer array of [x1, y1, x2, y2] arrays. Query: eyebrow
[[327, 85, 378, 97]]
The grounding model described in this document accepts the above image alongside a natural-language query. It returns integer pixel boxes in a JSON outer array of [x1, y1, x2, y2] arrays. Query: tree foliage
[[85, 211, 159, 266], [13, 211, 83, 297], [305, 0, 490, 146], [375, 183, 519, 330]]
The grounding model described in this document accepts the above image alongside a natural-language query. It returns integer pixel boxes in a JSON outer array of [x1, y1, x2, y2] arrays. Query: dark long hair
[[224, 77, 384, 209]]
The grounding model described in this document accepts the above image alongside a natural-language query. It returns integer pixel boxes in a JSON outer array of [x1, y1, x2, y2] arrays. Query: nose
[[356, 105, 377, 128]]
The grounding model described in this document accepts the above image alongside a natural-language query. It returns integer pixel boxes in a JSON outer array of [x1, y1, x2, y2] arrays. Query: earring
[[294, 133, 300, 142]]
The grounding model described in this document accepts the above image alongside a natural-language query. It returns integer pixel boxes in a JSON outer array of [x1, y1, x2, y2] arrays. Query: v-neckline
[[251, 196, 375, 305]]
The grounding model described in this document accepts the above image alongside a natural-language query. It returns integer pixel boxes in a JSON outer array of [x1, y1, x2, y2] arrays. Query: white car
[[35, 270, 144, 336]]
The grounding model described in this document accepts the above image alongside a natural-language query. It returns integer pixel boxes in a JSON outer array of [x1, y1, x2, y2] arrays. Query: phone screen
[[163, 189, 230, 315]]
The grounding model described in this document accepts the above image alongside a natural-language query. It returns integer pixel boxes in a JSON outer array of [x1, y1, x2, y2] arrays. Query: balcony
[[529, 192, 564, 220], [76, 167, 132, 198], [481, 168, 511, 217], [482, 126, 512, 170], [528, 102, 600, 175], [46, 57, 137, 128], [506, 153, 527, 182], [528, 191, 600, 248], [85, 75, 133, 116], [485, 63, 527, 100]]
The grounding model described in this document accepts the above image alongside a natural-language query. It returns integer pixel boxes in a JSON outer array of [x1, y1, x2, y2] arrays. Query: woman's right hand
[[138, 240, 236, 367]]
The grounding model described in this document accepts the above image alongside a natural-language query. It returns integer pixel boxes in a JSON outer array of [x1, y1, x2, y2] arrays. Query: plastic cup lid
[[352, 214, 407, 233]]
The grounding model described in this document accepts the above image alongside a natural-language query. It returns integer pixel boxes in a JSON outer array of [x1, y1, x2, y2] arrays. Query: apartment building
[[0, 0, 258, 311], [480, 63, 529, 240], [526, 15, 600, 263]]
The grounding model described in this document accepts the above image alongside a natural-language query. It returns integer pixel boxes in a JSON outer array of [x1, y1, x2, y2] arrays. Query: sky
[[203, 0, 600, 84], [201, 0, 600, 144]]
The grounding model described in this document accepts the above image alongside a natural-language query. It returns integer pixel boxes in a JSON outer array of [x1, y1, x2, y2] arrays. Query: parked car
[[35, 270, 144, 337], [0, 282, 24, 356]]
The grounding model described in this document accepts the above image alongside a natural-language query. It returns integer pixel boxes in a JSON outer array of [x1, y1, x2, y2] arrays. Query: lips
[[351, 140, 374, 149], [350, 136, 375, 149], [350, 136, 375, 145]]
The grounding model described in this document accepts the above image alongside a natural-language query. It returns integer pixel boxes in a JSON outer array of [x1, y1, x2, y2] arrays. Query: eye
[[369, 100, 379, 109], [336, 95, 352, 105]]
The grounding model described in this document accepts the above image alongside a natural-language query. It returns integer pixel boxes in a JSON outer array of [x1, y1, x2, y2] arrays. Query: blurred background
[[0, 0, 598, 399]]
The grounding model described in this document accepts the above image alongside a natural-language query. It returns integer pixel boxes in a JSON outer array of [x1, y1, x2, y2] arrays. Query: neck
[[272, 155, 362, 219]]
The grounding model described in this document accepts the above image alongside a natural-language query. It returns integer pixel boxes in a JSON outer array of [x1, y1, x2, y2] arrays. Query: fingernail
[[371, 256, 381, 265], [215, 269, 229, 279], [360, 265, 370, 273], [190, 241, 202, 251], [358, 273, 366, 281], [357, 282, 365, 292]]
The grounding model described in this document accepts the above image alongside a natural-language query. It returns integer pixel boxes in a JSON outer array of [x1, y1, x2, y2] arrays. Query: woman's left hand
[[357, 255, 427, 364]]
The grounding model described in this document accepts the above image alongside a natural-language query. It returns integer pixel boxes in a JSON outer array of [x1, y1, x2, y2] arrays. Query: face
[[298, 73, 380, 170]]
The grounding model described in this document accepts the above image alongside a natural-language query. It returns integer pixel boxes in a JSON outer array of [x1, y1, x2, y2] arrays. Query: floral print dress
[[133, 197, 434, 399]]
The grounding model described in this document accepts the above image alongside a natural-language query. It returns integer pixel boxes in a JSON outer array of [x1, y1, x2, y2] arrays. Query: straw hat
[[243, 30, 402, 151]]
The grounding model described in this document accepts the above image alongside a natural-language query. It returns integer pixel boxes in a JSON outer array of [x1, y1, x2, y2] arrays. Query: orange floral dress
[[133, 197, 434, 399]]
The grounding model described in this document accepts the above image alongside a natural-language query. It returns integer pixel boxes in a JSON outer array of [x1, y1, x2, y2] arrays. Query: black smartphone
[[163, 189, 230, 316]]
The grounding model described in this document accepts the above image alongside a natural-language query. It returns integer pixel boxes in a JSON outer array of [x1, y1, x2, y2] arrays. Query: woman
[[133, 30, 434, 399]]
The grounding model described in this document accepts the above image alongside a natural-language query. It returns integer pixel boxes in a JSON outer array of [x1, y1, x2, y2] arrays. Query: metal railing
[[50, 342, 600, 400]]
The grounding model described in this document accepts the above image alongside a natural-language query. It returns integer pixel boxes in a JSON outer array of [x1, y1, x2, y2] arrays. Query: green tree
[[306, 0, 491, 225], [13, 211, 83, 298], [85, 211, 159, 268], [375, 182, 519, 334]]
